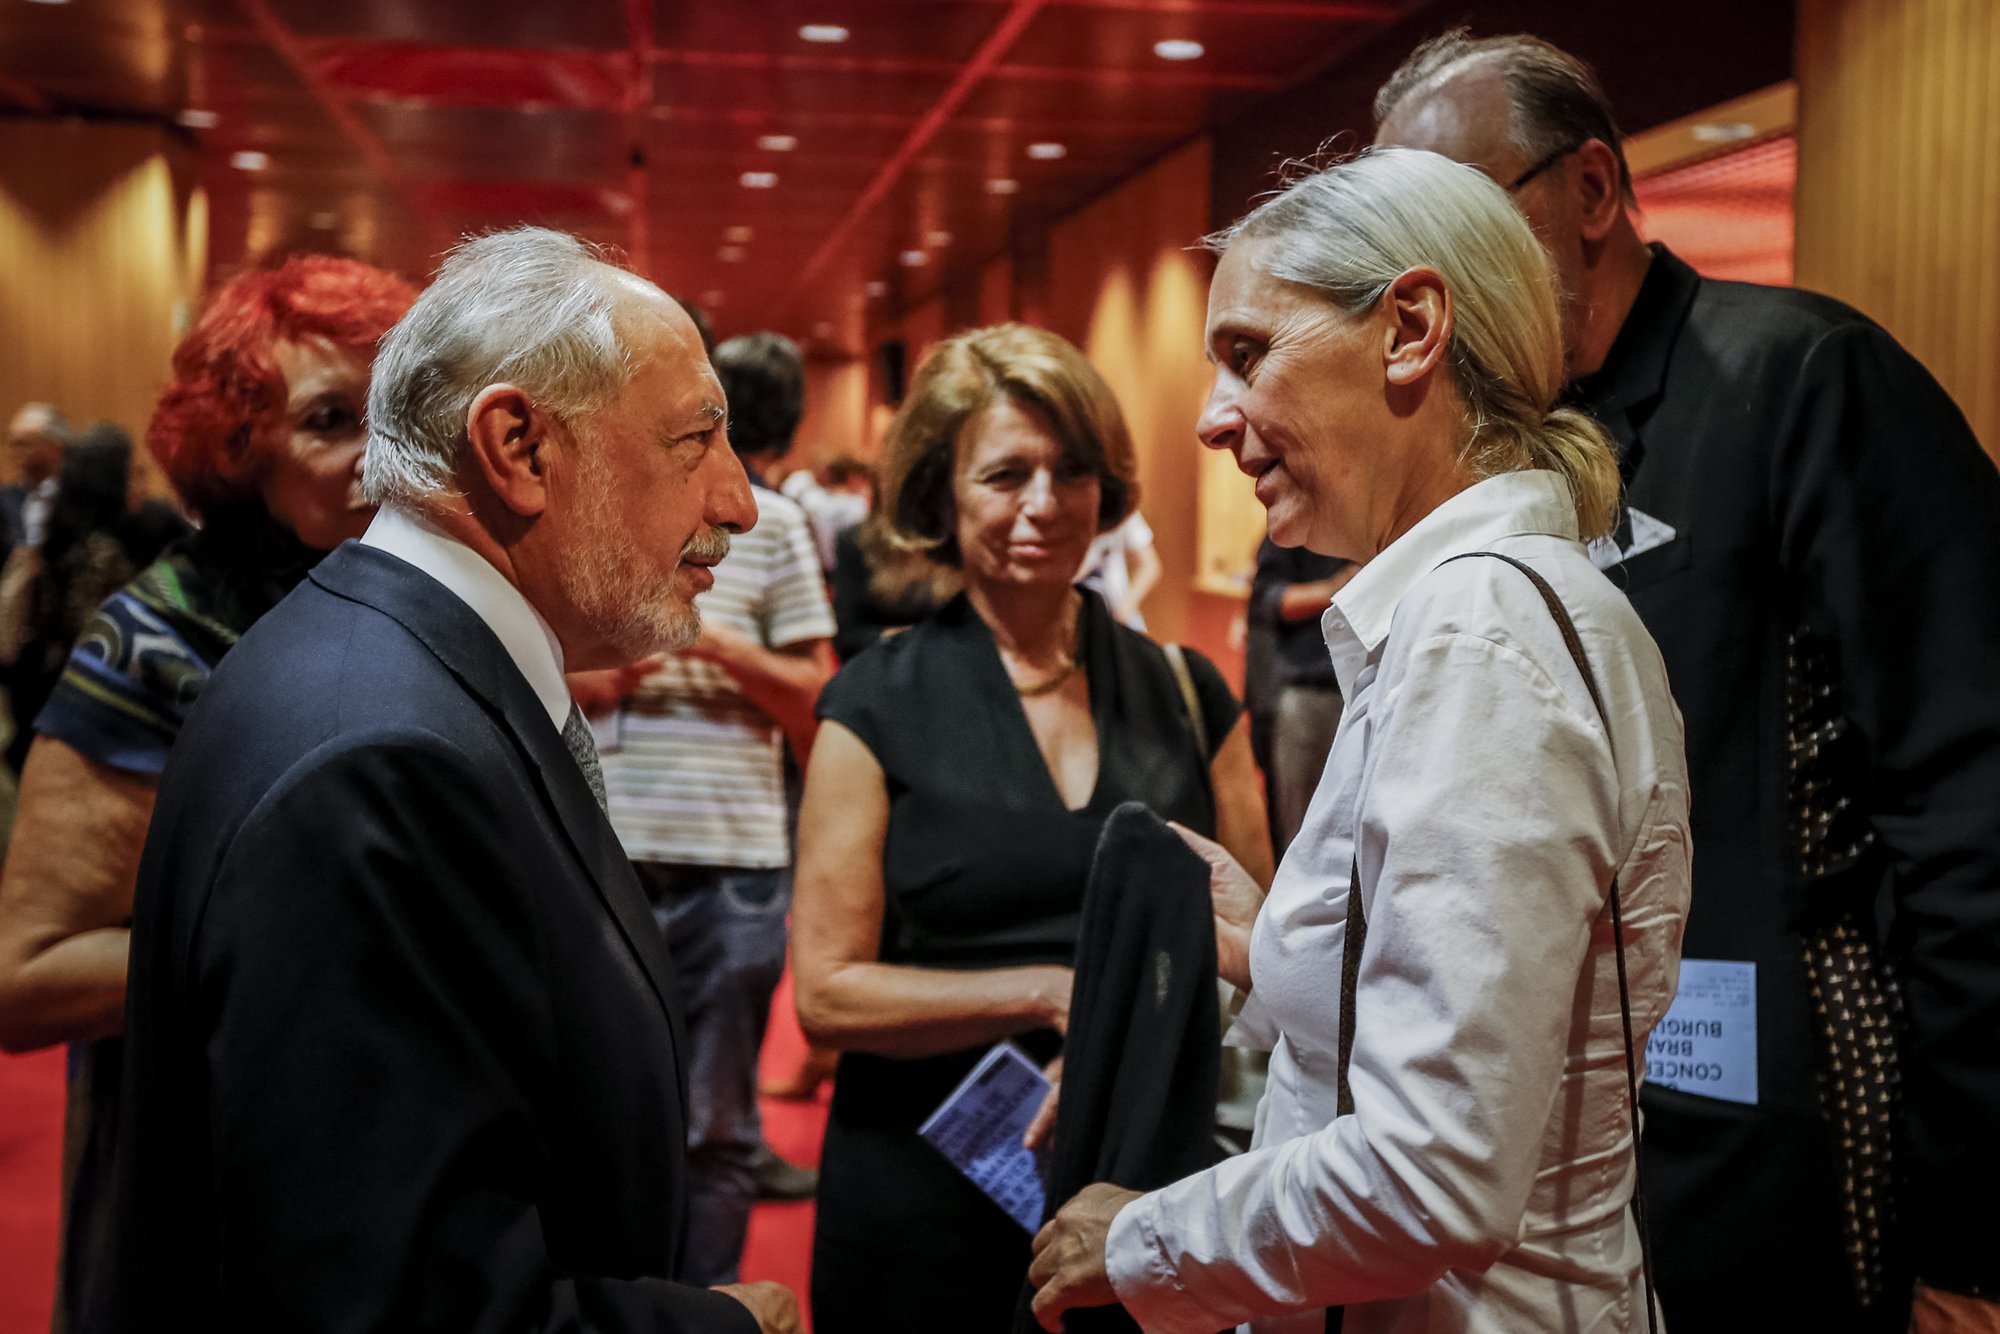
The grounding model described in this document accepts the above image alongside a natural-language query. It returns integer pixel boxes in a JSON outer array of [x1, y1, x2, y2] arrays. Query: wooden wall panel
[[0, 122, 201, 472], [1795, 0, 2000, 456], [1044, 138, 1239, 652]]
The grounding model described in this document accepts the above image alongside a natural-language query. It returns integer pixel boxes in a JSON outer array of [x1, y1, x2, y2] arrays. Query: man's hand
[[1170, 821, 1264, 991], [1913, 1285, 2000, 1333], [682, 622, 756, 671], [1028, 1182, 1143, 1330], [714, 1280, 803, 1334], [566, 655, 665, 717]]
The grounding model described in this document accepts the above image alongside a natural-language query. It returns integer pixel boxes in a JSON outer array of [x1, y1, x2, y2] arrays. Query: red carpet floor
[[0, 973, 829, 1334]]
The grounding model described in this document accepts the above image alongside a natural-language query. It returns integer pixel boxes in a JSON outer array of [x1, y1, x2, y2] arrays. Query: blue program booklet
[[918, 1041, 1051, 1232]]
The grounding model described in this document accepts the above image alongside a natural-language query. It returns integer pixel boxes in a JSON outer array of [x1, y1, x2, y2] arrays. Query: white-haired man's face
[[545, 284, 756, 666]]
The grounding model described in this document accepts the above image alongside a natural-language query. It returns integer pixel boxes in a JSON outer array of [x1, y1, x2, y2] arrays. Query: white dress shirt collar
[[360, 504, 572, 733], [1323, 469, 1580, 698]]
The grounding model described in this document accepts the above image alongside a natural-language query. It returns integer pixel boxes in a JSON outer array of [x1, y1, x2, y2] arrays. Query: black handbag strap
[[1328, 550, 1658, 1334]]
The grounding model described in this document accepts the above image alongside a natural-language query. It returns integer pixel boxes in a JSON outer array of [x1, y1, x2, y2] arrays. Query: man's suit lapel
[[308, 544, 689, 1072]]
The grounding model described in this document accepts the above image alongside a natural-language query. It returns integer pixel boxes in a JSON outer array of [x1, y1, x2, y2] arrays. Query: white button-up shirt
[[360, 505, 572, 734], [1105, 471, 1691, 1333]]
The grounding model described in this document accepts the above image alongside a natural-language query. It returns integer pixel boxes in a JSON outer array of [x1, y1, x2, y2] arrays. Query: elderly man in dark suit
[[82, 228, 800, 1333]]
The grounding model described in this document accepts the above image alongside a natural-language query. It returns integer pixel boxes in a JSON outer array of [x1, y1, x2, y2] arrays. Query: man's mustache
[[680, 528, 731, 564]]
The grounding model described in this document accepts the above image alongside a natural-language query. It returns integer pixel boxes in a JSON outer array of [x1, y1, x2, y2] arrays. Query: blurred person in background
[[3, 403, 70, 557], [594, 329, 837, 1283], [781, 452, 872, 573], [1376, 30, 2000, 1331], [0, 255, 418, 1332], [1030, 147, 1689, 1334], [1, 404, 73, 772], [1245, 538, 1355, 853], [1075, 509, 1161, 632], [792, 322, 1271, 1332], [0, 427, 143, 773]]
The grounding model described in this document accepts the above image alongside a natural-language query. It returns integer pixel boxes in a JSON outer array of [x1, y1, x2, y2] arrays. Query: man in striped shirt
[[597, 332, 836, 1285]]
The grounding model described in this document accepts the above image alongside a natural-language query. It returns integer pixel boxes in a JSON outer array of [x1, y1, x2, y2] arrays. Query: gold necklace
[[1013, 658, 1081, 697]]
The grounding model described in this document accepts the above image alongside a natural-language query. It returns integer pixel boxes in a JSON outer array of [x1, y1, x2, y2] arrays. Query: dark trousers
[[632, 862, 791, 1287]]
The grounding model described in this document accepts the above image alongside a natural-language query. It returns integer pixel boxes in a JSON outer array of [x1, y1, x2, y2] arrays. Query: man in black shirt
[[1245, 539, 1353, 853], [1375, 29, 2000, 1333]]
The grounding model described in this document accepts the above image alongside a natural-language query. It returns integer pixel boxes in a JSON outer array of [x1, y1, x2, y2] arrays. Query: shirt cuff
[[1107, 1190, 1246, 1334]]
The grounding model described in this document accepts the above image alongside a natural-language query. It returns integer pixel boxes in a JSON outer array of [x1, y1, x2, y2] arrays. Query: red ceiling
[[1, 0, 1419, 343]]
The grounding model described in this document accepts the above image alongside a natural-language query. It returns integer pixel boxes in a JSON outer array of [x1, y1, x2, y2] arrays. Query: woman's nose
[[1020, 467, 1058, 516], [1197, 382, 1242, 452]]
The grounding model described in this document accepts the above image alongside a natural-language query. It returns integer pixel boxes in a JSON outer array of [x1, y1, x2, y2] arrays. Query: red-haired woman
[[0, 254, 415, 1323]]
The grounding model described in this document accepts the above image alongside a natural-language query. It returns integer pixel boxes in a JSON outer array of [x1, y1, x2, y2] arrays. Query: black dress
[[810, 591, 1238, 1333]]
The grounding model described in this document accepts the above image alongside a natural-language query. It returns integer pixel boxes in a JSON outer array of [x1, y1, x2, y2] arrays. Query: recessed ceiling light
[[985, 178, 1020, 195], [24, 0, 70, 7], [865, 281, 888, 298], [1026, 142, 1067, 161], [1690, 121, 1757, 143], [719, 245, 747, 263], [309, 211, 339, 230], [231, 150, 269, 172], [799, 24, 849, 43], [925, 230, 952, 247], [757, 134, 798, 153], [899, 250, 928, 267], [1154, 39, 1205, 61], [176, 109, 219, 129], [740, 171, 779, 188], [700, 289, 726, 307], [724, 225, 754, 243]]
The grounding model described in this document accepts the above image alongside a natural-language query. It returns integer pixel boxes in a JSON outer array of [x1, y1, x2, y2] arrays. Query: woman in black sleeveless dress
[[793, 324, 1273, 1331]]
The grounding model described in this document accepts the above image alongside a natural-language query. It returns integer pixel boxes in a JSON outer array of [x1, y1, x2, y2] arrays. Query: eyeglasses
[[1507, 141, 1584, 192]]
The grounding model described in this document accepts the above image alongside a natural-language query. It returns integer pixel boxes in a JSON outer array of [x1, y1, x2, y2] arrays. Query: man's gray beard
[[557, 461, 701, 658]]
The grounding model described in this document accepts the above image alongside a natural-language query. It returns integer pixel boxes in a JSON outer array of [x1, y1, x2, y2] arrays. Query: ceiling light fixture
[[719, 246, 747, 262], [757, 134, 798, 152], [799, 24, 849, 43], [1026, 142, 1067, 161], [1690, 121, 1757, 143], [701, 289, 726, 307], [24, 0, 70, 7], [865, 281, 888, 298], [899, 250, 928, 267], [813, 322, 835, 339], [925, 230, 952, 247], [740, 171, 779, 188], [176, 109, 219, 129], [1153, 39, 1205, 60], [231, 150, 269, 172], [985, 178, 1020, 195], [724, 225, 754, 243]]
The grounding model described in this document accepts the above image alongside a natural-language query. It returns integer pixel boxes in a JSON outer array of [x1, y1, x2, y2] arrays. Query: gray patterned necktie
[[561, 703, 608, 813]]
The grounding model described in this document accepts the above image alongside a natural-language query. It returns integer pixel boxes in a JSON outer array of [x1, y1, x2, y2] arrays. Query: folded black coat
[[1017, 801, 1225, 1334]]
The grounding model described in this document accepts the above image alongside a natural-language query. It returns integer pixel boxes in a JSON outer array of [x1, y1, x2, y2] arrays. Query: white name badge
[[1646, 959, 1758, 1105]]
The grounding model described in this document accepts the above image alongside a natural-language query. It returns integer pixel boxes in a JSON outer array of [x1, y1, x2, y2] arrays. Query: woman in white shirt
[[1029, 147, 1692, 1333]]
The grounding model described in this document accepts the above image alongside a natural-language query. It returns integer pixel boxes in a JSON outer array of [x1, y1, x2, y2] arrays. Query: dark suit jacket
[[80, 542, 756, 1333], [1573, 247, 2000, 1328]]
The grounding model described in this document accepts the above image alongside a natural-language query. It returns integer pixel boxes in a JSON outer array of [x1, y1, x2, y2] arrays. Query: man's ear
[[1573, 138, 1626, 243], [464, 383, 551, 518], [1381, 267, 1453, 388]]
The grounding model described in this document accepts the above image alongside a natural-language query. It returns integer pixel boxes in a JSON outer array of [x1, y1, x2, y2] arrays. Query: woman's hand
[[1028, 1182, 1144, 1329], [1023, 1053, 1063, 1150], [1170, 821, 1264, 991], [1020, 963, 1074, 1035]]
